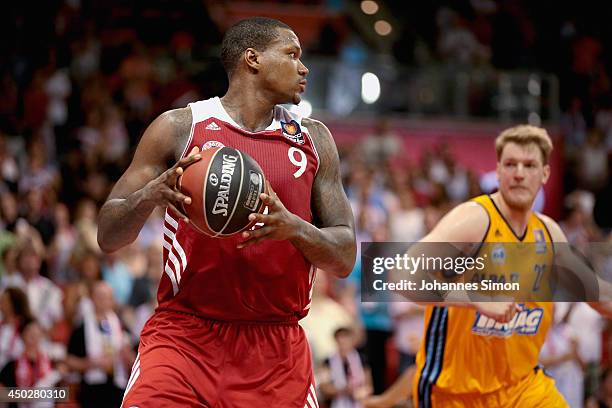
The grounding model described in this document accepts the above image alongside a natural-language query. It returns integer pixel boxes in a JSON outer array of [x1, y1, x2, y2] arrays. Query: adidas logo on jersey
[[471, 306, 544, 337], [206, 122, 221, 131]]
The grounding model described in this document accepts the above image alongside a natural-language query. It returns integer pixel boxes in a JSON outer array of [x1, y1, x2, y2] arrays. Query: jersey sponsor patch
[[471, 305, 544, 337], [491, 244, 506, 264], [534, 229, 547, 254], [281, 120, 305, 144]]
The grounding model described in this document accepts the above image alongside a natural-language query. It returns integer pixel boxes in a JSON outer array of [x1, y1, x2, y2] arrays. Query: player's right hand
[[141, 146, 201, 221], [474, 302, 521, 323]]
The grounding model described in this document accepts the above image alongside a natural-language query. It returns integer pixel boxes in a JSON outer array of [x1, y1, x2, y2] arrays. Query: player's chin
[[291, 93, 302, 105], [509, 194, 533, 210]]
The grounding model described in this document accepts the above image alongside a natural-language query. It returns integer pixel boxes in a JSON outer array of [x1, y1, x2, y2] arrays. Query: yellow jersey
[[413, 195, 555, 405]]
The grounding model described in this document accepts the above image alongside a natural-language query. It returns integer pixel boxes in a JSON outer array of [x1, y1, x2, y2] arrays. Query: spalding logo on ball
[[178, 146, 267, 237]]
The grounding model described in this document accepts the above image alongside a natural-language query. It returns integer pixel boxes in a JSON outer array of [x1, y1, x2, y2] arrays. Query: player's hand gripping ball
[[178, 146, 267, 237]]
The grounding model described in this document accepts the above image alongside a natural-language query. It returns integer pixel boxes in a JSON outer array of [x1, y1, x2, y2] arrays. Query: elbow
[[97, 229, 116, 254], [335, 265, 353, 279], [334, 246, 357, 279]]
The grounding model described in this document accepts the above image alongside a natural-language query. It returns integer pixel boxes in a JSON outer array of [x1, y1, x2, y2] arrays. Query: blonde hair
[[495, 125, 553, 164]]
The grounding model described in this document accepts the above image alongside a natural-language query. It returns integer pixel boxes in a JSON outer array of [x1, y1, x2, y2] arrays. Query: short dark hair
[[333, 327, 353, 339], [2, 287, 34, 332], [220, 17, 292, 77]]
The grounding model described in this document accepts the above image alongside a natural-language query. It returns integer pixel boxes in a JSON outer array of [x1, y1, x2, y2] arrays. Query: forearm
[[378, 366, 414, 405], [97, 188, 156, 252], [291, 220, 356, 278], [65, 355, 92, 373]]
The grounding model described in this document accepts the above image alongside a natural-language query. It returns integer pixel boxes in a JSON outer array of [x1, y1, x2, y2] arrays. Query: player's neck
[[221, 83, 276, 132], [491, 192, 531, 237]]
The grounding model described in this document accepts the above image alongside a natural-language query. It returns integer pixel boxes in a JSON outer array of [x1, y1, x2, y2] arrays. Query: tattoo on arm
[[290, 119, 356, 277], [97, 108, 192, 252]]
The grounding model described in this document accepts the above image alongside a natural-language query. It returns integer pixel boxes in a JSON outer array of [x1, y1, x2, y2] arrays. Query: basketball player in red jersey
[[97, 17, 356, 408]]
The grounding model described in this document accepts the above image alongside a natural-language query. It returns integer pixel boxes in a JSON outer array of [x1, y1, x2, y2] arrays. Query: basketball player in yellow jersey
[[364, 125, 612, 408]]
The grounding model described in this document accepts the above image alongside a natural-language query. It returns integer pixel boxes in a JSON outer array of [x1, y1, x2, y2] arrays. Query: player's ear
[[541, 164, 550, 185], [244, 48, 261, 72]]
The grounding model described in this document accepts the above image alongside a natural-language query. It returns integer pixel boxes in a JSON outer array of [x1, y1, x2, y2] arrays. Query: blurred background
[[0, 0, 611, 407]]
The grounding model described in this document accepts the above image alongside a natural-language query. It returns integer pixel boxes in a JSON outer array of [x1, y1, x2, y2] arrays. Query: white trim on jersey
[[304, 265, 317, 311], [164, 212, 179, 229], [304, 383, 320, 408], [164, 264, 179, 295], [172, 237, 187, 271], [162, 212, 187, 295], [165, 243, 183, 283], [212, 97, 282, 132], [122, 353, 140, 404], [163, 226, 187, 272], [301, 124, 321, 176], [162, 225, 176, 240]]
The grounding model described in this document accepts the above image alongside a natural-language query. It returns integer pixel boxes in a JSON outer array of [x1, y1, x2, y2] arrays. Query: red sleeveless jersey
[[158, 97, 320, 322]]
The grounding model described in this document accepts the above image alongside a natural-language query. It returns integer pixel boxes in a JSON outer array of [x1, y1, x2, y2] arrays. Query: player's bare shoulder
[[535, 212, 568, 243], [157, 107, 193, 161], [302, 117, 337, 165]]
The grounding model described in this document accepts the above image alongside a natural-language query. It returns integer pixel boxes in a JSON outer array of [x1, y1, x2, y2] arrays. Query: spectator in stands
[[437, 7, 490, 66], [0, 192, 19, 233], [66, 281, 133, 408], [560, 190, 603, 247], [587, 368, 612, 408], [73, 198, 101, 256], [389, 302, 424, 374], [388, 187, 426, 242], [0, 244, 19, 285], [63, 249, 103, 328], [125, 243, 160, 344], [540, 304, 586, 408], [101, 251, 134, 307], [576, 129, 609, 192], [0, 287, 33, 370], [319, 327, 373, 408], [345, 260, 392, 396], [562, 97, 588, 154], [301, 269, 355, 365], [0, 320, 62, 407], [0, 134, 19, 192], [18, 139, 59, 195], [24, 188, 56, 246], [361, 119, 402, 166], [47, 202, 77, 284], [12, 242, 63, 333]]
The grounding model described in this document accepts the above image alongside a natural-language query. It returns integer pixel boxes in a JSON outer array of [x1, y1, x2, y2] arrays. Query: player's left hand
[[237, 181, 303, 248]]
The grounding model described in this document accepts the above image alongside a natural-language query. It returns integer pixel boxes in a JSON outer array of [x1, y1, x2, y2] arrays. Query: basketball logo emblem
[[209, 173, 219, 186], [281, 120, 305, 144], [202, 140, 225, 150]]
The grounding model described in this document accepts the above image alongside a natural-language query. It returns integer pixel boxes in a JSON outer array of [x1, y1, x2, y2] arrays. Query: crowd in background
[[1, 1, 612, 407]]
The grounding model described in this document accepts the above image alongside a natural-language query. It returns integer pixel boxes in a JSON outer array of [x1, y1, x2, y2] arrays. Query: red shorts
[[121, 310, 319, 408]]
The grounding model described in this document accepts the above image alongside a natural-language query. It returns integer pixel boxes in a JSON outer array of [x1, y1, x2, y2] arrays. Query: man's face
[[335, 332, 354, 355], [497, 142, 550, 211], [22, 322, 42, 350], [92, 283, 114, 314], [19, 250, 41, 279], [258, 28, 309, 105]]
